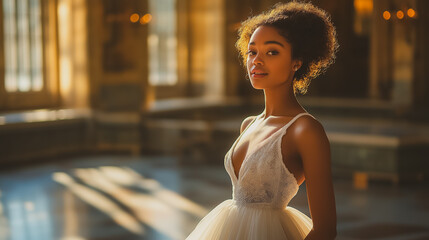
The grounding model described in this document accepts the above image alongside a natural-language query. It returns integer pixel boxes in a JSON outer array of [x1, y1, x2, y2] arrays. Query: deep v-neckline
[[230, 114, 261, 181], [230, 112, 308, 182]]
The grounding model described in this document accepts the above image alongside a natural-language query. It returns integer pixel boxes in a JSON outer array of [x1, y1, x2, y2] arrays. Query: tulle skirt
[[186, 199, 312, 240]]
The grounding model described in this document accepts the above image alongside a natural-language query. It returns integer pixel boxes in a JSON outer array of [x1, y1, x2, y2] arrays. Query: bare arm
[[295, 117, 337, 240]]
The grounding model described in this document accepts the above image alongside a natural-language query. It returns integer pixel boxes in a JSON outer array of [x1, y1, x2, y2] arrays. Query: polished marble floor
[[0, 154, 428, 240]]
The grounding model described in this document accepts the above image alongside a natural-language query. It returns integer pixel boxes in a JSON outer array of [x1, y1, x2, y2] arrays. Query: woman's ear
[[293, 59, 303, 71]]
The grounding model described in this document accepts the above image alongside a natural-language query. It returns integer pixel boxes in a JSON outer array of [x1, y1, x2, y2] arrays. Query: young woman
[[186, 1, 338, 239]]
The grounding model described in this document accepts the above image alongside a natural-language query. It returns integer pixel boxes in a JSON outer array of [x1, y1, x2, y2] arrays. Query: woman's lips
[[250, 68, 268, 78], [251, 72, 268, 78]]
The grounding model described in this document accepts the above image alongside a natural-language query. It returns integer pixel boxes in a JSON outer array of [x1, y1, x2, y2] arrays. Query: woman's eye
[[267, 50, 279, 56], [246, 50, 256, 56]]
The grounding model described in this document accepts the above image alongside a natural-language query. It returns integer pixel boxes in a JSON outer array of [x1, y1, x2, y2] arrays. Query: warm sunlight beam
[[52, 172, 145, 235], [60, 237, 86, 240], [62, 191, 81, 240], [57, 0, 72, 95], [99, 166, 208, 217], [74, 168, 193, 240]]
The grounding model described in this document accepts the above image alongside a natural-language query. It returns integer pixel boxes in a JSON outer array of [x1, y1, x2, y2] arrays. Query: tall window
[[3, 0, 44, 92], [148, 0, 177, 86]]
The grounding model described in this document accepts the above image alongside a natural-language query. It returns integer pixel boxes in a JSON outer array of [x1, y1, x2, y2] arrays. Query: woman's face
[[246, 25, 301, 89]]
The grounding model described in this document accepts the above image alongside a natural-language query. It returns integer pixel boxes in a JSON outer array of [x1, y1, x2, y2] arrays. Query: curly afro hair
[[236, 1, 339, 95]]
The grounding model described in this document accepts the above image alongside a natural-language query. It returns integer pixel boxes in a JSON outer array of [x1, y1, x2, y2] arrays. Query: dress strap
[[280, 112, 315, 134]]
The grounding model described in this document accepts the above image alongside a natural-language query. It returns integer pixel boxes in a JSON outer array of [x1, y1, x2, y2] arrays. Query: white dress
[[186, 112, 314, 240]]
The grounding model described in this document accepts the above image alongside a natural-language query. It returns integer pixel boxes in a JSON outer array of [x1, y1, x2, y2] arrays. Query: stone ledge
[[0, 108, 91, 125], [141, 105, 429, 183]]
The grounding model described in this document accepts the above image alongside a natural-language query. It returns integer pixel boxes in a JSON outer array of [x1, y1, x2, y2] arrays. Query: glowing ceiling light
[[407, 8, 416, 18], [130, 13, 139, 23], [396, 10, 404, 20], [383, 10, 391, 20], [140, 13, 152, 24]]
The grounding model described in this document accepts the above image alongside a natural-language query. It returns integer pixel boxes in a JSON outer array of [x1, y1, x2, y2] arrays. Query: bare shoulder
[[289, 114, 327, 138], [289, 115, 329, 148], [240, 115, 257, 133]]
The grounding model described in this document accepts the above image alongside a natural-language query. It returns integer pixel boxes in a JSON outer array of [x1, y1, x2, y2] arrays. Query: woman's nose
[[252, 54, 264, 65]]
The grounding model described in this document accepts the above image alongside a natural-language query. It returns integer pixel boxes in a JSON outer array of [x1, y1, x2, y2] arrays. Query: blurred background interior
[[0, 0, 428, 239]]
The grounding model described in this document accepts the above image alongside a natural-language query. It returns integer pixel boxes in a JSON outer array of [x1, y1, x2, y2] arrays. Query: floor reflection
[[0, 155, 220, 240], [0, 154, 428, 240], [57, 166, 207, 239], [4, 183, 54, 240], [53, 171, 145, 236]]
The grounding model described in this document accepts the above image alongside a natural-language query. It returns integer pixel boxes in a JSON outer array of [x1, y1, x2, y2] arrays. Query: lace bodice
[[224, 112, 315, 209]]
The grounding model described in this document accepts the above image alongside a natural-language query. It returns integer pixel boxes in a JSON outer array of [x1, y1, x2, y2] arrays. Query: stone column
[[390, 1, 416, 108], [58, 0, 89, 109], [413, 0, 429, 108], [87, 0, 150, 154], [370, 0, 419, 110], [369, 0, 393, 100], [188, 0, 225, 99]]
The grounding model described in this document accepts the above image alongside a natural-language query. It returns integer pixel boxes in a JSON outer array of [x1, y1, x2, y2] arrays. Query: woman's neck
[[262, 82, 304, 118]]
